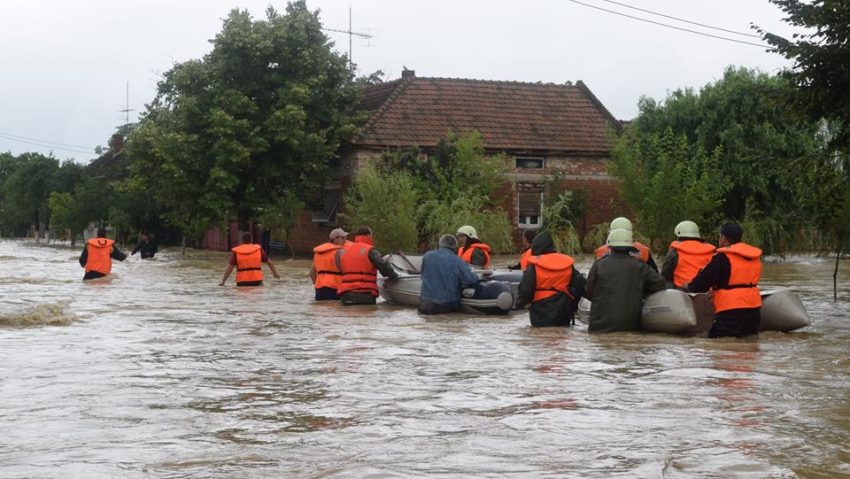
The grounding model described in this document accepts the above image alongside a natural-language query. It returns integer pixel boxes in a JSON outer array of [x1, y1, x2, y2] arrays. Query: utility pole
[[118, 81, 135, 125], [323, 5, 373, 72]]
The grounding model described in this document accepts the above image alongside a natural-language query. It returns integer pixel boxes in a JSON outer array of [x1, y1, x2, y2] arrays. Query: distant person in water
[[218, 232, 280, 287], [131, 231, 158, 259], [78, 228, 127, 280]]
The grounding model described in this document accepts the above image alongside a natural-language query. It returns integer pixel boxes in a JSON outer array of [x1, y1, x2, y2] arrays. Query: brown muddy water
[[0, 239, 848, 478]]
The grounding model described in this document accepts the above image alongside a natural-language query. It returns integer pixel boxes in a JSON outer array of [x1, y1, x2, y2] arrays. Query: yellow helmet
[[674, 220, 701, 239], [456, 225, 478, 239], [610, 217, 633, 232], [607, 228, 634, 248]]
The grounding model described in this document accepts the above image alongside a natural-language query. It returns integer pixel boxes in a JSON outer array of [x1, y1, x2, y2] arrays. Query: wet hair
[[438, 234, 458, 250], [96, 228, 107, 238], [523, 229, 537, 244], [355, 226, 372, 236], [241, 232, 253, 244], [720, 223, 743, 244]]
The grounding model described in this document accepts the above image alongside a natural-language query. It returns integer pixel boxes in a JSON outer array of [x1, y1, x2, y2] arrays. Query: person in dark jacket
[[685, 223, 762, 338], [585, 228, 666, 333], [419, 234, 480, 315], [78, 228, 127, 280], [335, 227, 399, 305], [131, 231, 158, 259], [517, 231, 586, 327]]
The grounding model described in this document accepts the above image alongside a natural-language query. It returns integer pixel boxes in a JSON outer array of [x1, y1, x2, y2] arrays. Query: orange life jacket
[[85, 238, 115, 274], [338, 236, 379, 296], [232, 244, 263, 284], [458, 242, 491, 268], [519, 248, 533, 271], [529, 253, 575, 302], [595, 242, 651, 263], [670, 240, 716, 287], [312, 242, 343, 290], [712, 242, 762, 313]]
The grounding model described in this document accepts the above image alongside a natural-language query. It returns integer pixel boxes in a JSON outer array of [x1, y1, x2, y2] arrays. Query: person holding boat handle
[[456, 225, 491, 268], [662, 220, 716, 288], [585, 228, 667, 333], [685, 223, 762, 338], [517, 231, 586, 327], [335, 226, 398, 305], [594, 217, 658, 272], [419, 234, 480, 315]]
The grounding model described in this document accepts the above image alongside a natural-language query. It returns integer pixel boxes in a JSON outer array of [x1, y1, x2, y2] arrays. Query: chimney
[[401, 68, 415, 79]]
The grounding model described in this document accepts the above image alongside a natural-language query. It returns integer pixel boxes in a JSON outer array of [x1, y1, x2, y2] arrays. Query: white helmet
[[456, 225, 478, 239], [610, 216, 633, 232], [607, 228, 633, 248], [674, 220, 701, 239]]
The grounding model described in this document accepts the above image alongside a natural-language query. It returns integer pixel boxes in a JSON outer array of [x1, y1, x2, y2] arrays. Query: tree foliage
[[127, 1, 362, 239], [371, 131, 513, 251], [619, 67, 821, 252]]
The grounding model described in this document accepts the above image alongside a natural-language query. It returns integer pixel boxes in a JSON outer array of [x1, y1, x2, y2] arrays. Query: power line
[[0, 133, 94, 155], [567, 0, 769, 48], [0, 130, 95, 150], [600, 0, 763, 38]]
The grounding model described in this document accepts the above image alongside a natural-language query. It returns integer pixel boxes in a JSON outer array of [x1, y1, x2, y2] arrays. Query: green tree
[[610, 127, 729, 250], [1, 153, 60, 239], [128, 1, 361, 245], [375, 131, 512, 250], [624, 67, 821, 251], [758, 1, 850, 298], [343, 163, 419, 252]]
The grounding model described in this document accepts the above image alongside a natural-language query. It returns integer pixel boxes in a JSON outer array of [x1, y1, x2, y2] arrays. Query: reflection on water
[[0, 239, 848, 478]]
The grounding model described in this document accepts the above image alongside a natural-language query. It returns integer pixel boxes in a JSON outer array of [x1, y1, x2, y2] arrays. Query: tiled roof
[[354, 77, 619, 154]]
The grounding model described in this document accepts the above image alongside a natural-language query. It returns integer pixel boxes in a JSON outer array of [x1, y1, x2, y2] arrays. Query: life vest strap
[[317, 270, 342, 275], [716, 283, 758, 290], [534, 287, 575, 300], [237, 267, 262, 271], [343, 271, 377, 276]]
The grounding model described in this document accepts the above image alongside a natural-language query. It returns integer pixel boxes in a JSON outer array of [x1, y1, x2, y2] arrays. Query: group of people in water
[[77, 215, 763, 339], [307, 218, 763, 339]]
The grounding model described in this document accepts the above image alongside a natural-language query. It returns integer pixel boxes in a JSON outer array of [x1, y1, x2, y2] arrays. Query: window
[[518, 191, 543, 228], [515, 156, 545, 169]]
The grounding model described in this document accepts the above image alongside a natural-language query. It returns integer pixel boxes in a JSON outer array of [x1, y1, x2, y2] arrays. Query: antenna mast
[[323, 5, 373, 72]]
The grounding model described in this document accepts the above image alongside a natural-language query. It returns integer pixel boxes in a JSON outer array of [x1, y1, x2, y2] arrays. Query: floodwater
[[1, 239, 848, 479]]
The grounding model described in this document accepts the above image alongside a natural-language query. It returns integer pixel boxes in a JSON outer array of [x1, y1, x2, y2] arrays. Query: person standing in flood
[[517, 230, 586, 327], [685, 223, 762, 338], [594, 216, 658, 272], [456, 225, 491, 268], [335, 226, 398, 305], [507, 229, 537, 271], [585, 228, 666, 333], [419, 234, 480, 315], [218, 232, 280, 287], [661, 220, 715, 288], [79, 228, 127, 280], [310, 228, 349, 300], [131, 231, 158, 259]]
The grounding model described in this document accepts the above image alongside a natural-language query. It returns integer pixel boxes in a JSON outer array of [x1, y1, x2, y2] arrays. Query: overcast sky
[[0, 0, 797, 163]]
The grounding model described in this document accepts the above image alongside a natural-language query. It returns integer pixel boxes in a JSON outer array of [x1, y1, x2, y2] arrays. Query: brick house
[[287, 70, 623, 254]]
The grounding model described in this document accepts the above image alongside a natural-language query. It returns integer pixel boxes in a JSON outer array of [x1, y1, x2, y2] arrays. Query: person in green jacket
[[585, 228, 666, 333]]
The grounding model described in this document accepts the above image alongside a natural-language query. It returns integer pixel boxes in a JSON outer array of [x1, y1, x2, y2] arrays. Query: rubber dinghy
[[378, 253, 518, 315], [577, 288, 810, 335]]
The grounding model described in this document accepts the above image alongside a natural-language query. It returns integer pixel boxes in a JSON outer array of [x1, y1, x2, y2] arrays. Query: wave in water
[[0, 302, 78, 327]]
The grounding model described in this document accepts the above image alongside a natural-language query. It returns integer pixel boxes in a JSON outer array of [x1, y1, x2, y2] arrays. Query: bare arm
[[219, 264, 235, 286], [266, 259, 281, 279], [309, 264, 317, 284]]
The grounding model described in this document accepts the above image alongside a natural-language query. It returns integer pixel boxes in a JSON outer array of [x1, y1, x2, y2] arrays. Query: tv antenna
[[118, 81, 136, 125], [323, 5, 374, 72]]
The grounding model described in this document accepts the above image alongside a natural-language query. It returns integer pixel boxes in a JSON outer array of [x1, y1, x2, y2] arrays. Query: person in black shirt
[[131, 232, 158, 259]]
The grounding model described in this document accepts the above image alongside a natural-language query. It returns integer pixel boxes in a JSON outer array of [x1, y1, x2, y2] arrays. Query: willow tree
[[128, 2, 361, 247]]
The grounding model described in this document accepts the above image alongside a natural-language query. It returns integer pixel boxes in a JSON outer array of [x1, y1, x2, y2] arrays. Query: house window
[[516, 156, 545, 169], [518, 191, 543, 228]]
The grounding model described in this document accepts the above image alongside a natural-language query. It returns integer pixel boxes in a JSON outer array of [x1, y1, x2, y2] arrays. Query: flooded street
[[1, 239, 848, 478]]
